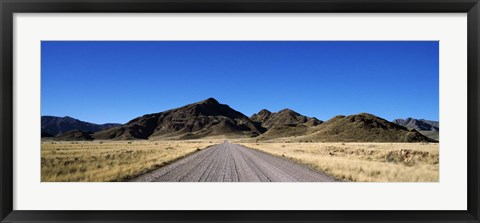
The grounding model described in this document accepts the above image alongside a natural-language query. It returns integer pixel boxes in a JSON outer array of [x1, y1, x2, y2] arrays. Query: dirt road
[[129, 142, 337, 182]]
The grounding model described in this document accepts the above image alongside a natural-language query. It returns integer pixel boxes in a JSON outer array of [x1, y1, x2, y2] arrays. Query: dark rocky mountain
[[251, 108, 323, 139], [304, 117, 323, 127], [251, 108, 323, 129], [41, 116, 121, 136], [300, 113, 435, 142], [393, 118, 439, 131], [93, 98, 264, 140], [250, 109, 272, 124], [54, 129, 93, 141]]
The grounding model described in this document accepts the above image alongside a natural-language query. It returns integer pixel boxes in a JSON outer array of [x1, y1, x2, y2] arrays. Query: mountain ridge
[[92, 98, 264, 140], [41, 116, 121, 136], [44, 98, 436, 142], [393, 118, 439, 140], [251, 108, 323, 139], [393, 118, 439, 131], [299, 113, 435, 142]]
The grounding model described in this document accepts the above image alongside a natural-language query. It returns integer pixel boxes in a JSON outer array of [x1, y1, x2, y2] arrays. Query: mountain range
[[42, 98, 437, 142], [393, 118, 439, 131], [41, 116, 120, 137], [393, 118, 439, 140]]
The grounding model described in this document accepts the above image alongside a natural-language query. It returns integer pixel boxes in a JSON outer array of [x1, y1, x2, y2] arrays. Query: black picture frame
[[1, 0, 479, 222]]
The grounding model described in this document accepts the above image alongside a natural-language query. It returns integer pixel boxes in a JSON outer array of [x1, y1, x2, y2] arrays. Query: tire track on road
[[130, 142, 337, 182]]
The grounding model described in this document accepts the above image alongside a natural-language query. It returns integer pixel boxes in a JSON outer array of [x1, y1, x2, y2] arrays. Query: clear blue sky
[[41, 41, 439, 124]]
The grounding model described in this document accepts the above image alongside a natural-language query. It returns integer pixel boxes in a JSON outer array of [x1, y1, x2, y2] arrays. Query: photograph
[[40, 41, 439, 182]]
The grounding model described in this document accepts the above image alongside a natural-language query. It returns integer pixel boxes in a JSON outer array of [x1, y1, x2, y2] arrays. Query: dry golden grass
[[41, 140, 216, 182], [239, 142, 439, 182]]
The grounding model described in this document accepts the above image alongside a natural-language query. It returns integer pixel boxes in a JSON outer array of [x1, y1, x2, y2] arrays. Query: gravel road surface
[[129, 142, 337, 182]]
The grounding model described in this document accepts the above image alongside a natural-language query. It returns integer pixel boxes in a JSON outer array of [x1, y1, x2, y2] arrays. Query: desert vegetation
[[240, 142, 439, 182], [41, 140, 215, 182], [40, 99, 439, 182]]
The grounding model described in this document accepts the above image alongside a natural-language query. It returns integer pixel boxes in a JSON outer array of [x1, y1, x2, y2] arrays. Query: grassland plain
[[41, 140, 217, 182], [238, 142, 439, 182], [41, 139, 439, 182]]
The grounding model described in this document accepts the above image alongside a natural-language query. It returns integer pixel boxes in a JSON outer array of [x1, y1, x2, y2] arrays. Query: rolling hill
[[299, 113, 435, 142]]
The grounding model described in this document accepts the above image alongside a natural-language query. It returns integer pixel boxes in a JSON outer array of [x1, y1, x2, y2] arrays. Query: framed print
[[1, 0, 479, 222]]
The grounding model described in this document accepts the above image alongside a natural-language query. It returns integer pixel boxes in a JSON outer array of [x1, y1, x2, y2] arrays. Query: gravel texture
[[129, 142, 337, 182]]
